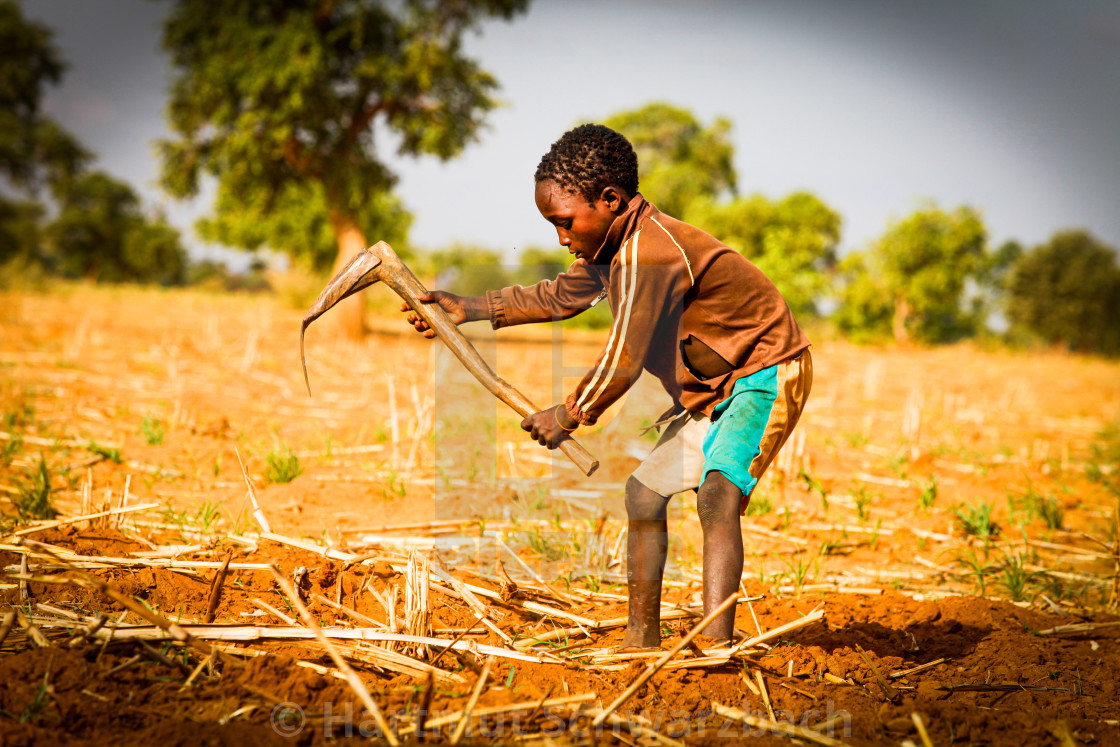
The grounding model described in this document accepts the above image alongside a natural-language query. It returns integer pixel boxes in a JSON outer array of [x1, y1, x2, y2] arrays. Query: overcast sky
[[22, 0, 1120, 267]]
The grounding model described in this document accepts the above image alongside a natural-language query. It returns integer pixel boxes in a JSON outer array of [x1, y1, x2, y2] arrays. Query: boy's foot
[[619, 627, 662, 650]]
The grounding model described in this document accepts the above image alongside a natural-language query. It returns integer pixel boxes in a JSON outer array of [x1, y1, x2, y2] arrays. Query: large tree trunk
[[326, 211, 369, 340], [892, 294, 911, 344]]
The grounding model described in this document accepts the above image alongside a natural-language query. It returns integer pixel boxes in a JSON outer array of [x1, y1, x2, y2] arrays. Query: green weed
[[918, 477, 938, 512], [744, 495, 772, 517], [852, 487, 873, 521], [1086, 422, 1120, 494], [997, 549, 1038, 602], [13, 456, 57, 522], [195, 501, 222, 533], [1038, 496, 1065, 530], [953, 501, 998, 539], [780, 552, 818, 596], [1, 431, 21, 467], [140, 415, 165, 446], [1008, 484, 1065, 530], [88, 440, 123, 464], [638, 419, 662, 442], [953, 547, 997, 597], [265, 445, 302, 484], [798, 468, 828, 510], [16, 670, 56, 724]]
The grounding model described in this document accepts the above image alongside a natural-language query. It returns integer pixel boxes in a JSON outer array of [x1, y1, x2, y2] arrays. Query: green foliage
[[13, 455, 57, 522], [1005, 230, 1120, 355], [780, 552, 817, 596], [159, 0, 527, 272], [851, 487, 873, 521], [918, 477, 938, 512], [685, 191, 841, 316], [744, 494, 772, 517], [265, 445, 302, 484], [88, 440, 123, 464], [1087, 422, 1120, 494], [428, 244, 511, 297], [510, 247, 571, 287], [0, 1, 89, 194], [831, 252, 894, 343], [602, 103, 838, 317], [187, 258, 272, 293], [953, 501, 999, 539], [0, 196, 44, 266], [603, 102, 737, 218], [952, 546, 996, 597], [46, 171, 187, 285], [140, 416, 165, 446], [1009, 484, 1065, 530], [997, 549, 1038, 602], [836, 205, 988, 343]]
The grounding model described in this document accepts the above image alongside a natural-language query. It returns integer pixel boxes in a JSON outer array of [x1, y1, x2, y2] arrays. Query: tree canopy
[[602, 103, 840, 316], [603, 103, 736, 218], [0, 0, 88, 195], [159, 0, 528, 336], [46, 171, 187, 285], [1005, 230, 1120, 355], [686, 191, 840, 316], [835, 205, 988, 343]]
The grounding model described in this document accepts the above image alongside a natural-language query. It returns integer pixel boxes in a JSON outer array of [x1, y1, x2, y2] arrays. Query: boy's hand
[[521, 405, 578, 449], [400, 291, 479, 338]]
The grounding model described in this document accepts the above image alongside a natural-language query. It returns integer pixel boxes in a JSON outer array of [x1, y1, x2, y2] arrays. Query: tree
[[159, 0, 528, 337], [686, 191, 841, 316], [1006, 230, 1120, 355], [604, 103, 736, 218], [46, 171, 187, 285], [0, 197, 43, 265], [602, 103, 840, 316], [0, 0, 88, 196], [836, 205, 987, 344]]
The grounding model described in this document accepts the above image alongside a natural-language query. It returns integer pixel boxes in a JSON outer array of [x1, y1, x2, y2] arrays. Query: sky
[[21, 0, 1120, 268]]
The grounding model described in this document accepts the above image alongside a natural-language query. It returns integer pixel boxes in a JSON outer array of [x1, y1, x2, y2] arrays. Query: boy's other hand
[[521, 405, 577, 449], [400, 291, 471, 338]]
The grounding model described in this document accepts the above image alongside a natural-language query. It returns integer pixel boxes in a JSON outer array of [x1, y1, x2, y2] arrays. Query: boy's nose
[[557, 229, 571, 246]]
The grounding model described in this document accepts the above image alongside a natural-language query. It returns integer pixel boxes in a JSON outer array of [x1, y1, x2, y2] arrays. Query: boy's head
[[534, 124, 639, 262]]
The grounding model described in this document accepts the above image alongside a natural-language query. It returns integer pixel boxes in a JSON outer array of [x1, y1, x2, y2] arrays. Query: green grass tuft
[[13, 455, 58, 523], [953, 501, 998, 539], [140, 415, 165, 446], [265, 445, 303, 484]]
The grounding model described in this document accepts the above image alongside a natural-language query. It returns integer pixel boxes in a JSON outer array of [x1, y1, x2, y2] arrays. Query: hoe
[[301, 241, 599, 476]]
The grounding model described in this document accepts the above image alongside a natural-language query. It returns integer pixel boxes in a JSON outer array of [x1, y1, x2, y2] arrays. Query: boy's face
[[535, 179, 622, 262]]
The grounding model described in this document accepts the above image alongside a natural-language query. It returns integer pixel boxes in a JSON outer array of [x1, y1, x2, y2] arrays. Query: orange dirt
[[2, 284, 1119, 745]]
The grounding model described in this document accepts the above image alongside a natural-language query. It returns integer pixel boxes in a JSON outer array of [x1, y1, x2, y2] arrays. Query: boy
[[402, 124, 812, 647]]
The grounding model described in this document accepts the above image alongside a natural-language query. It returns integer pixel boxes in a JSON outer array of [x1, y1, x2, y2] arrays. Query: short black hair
[[535, 123, 639, 204]]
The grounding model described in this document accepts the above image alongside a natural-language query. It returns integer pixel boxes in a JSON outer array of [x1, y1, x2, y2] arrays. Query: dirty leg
[[696, 471, 744, 643], [621, 476, 670, 648]]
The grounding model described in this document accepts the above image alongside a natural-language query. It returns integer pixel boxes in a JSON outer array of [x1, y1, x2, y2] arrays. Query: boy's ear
[[599, 186, 627, 213]]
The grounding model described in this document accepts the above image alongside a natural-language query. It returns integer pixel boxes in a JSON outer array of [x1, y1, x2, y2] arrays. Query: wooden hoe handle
[[371, 242, 599, 477], [300, 244, 595, 479]]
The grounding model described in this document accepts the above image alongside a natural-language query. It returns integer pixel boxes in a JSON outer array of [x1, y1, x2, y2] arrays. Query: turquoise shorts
[[631, 350, 812, 511], [700, 365, 780, 497]]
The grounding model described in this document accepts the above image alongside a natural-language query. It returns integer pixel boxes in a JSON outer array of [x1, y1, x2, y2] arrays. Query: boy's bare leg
[[696, 471, 744, 644], [621, 476, 670, 648]]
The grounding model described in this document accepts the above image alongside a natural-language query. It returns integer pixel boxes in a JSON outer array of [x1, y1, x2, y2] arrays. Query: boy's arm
[[562, 235, 686, 428], [487, 259, 605, 328]]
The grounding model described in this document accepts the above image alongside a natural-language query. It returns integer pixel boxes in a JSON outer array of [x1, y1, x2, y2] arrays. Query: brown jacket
[[487, 195, 809, 426]]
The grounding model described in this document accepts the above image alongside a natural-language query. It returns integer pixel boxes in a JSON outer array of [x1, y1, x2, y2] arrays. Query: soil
[[2, 285, 1119, 745]]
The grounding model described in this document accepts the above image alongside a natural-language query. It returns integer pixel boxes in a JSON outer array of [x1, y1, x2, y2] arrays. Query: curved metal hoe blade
[[300, 250, 384, 395]]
